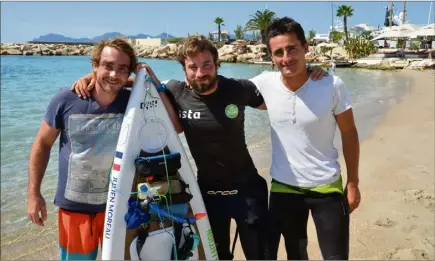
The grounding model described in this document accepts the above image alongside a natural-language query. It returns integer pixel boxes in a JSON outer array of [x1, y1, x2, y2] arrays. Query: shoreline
[[2, 42, 434, 70], [1, 70, 433, 260]]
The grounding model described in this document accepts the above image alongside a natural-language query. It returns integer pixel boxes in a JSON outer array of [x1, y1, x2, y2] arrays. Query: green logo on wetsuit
[[225, 104, 239, 119]]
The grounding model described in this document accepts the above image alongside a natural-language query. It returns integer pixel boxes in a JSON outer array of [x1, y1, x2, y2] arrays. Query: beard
[[190, 74, 218, 94]]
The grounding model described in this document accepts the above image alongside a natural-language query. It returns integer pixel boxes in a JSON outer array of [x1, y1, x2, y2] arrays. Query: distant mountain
[[155, 32, 176, 39], [90, 32, 125, 42], [32, 32, 175, 43], [33, 33, 92, 43]]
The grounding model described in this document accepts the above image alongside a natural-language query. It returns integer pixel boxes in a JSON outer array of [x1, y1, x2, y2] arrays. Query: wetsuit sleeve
[[44, 88, 67, 130], [237, 79, 264, 108], [332, 77, 352, 115]]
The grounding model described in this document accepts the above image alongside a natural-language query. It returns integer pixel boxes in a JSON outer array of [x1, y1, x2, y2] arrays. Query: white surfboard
[[101, 69, 218, 260]]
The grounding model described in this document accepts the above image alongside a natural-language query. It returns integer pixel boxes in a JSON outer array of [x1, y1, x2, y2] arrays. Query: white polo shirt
[[250, 71, 352, 187]]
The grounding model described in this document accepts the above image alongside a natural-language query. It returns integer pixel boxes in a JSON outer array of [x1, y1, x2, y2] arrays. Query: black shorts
[[199, 175, 268, 260]]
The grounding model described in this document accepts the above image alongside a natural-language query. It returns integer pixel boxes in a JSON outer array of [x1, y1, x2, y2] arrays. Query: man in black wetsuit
[[164, 36, 269, 260], [71, 35, 325, 260]]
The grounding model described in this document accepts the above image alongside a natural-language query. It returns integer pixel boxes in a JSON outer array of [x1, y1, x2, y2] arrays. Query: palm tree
[[234, 25, 245, 40], [244, 9, 276, 45], [308, 29, 316, 45], [336, 5, 354, 44], [214, 17, 225, 42]]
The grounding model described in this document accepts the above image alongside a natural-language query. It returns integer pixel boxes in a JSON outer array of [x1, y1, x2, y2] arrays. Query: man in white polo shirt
[[250, 17, 360, 260]]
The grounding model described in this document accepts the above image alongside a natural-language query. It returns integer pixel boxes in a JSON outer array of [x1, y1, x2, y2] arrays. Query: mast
[[429, 1, 433, 25], [331, 1, 334, 32], [389, 0, 394, 27], [402, 0, 406, 24]]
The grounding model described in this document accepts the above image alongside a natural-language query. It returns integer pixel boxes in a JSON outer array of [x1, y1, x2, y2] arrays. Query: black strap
[[231, 227, 239, 259], [171, 223, 183, 259], [172, 223, 195, 260]]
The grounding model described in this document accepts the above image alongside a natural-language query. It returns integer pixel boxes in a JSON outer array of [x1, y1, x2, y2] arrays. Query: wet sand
[[2, 70, 434, 260]]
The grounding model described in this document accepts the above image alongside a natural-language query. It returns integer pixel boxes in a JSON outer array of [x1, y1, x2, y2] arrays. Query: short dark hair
[[176, 35, 219, 69], [265, 17, 307, 53]]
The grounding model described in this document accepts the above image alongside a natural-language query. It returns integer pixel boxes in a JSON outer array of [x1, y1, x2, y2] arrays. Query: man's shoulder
[[165, 79, 187, 95], [219, 75, 255, 89], [249, 70, 279, 88], [166, 79, 186, 89], [251, 70, 278, 81], [310, 75, 344, 89], [51, 87, 82, 103]]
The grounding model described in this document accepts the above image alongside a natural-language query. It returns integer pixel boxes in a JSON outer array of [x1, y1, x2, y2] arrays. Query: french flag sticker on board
[[112, 151, 123, 171]]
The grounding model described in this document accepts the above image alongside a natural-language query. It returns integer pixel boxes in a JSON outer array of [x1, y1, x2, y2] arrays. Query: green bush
[[167, 37, 185, 44], [214, 42, 225, 49], [344, 36, 377, 59], [410, 41, 420, 51]]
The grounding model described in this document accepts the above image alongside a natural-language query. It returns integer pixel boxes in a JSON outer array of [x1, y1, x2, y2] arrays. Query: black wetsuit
[[165, 76, 268, 260]]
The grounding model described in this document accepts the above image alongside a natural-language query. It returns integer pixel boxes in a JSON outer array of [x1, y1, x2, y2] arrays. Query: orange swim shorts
[[58, 208, 105, 260]]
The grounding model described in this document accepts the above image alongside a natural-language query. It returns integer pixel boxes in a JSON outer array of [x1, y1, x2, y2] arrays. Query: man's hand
[[345, 182, 361, 214], [309, 66, 328, 81], [71, 73, 95, 99], [27, 193, 47, 227]]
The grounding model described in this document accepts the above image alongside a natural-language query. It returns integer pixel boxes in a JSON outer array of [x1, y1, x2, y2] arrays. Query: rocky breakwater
[[1, 43, 94, 56], [1, 40, 269, 64], [134, 39, 268, 64]]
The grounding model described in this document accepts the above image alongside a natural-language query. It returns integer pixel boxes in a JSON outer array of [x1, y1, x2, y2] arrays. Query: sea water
[[0, 55, 411, 259]]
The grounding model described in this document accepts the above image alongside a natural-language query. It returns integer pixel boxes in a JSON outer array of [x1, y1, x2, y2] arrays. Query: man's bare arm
[[335, 109, 359, 185], [28, 121, 60, 195]]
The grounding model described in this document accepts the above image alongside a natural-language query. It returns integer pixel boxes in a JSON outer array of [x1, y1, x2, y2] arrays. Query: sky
[[1, 1, 433, 43]]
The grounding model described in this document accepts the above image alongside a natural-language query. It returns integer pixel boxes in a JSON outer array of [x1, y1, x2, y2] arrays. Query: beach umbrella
[[352, 24, 376, 32], [372, 24, 420, 40]]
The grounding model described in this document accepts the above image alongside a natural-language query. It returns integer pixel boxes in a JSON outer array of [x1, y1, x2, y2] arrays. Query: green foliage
[[336, 5, 354, 43], [307, 30, 316, 45], [208, 33, 214, 41], [359, 31, 373, 40], [336, 5, 354, 17], [167, 37, 184, 44], [410, 41, 420, 51], [245, 9, 276, 44], [344, 36, 377, 59], [214, 42, 225, 49], [320, 46, 334, 56], [330, 31, 344, 43], [234, 25, 245, 40], [214, 17, 225, 42]]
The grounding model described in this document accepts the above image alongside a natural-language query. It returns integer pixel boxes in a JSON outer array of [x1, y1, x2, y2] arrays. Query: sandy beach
[[1, 70, 433, 260]]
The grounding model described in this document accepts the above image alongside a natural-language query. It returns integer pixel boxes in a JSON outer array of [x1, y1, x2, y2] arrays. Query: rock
[[167, 44, 178, 55], [0, 42, 278, 65], [1, 49, 22, 55], [20, 44, 33, 52], [70, 49, 82, 56], [236, 53, 257, 63], [220, 54, 237, 63], [248, 44, 267, 54], [218, 45, 236, 57], [151, 45, 171, 58]]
